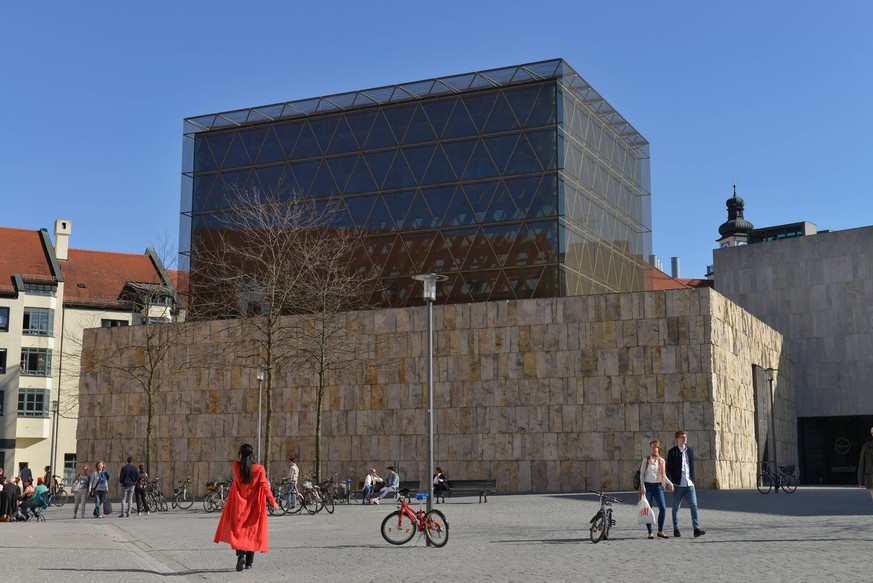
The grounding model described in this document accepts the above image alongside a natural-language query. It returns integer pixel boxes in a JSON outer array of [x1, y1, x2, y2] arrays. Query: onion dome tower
[[717, 182, 754, 249]]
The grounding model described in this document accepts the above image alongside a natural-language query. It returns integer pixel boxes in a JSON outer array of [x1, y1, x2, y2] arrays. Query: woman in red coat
[[214, 443, 278, 571]]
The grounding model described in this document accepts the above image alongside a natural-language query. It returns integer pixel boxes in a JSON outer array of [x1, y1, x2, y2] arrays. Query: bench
[[442, 479, 497, 503], [357, 480, 421, 503]]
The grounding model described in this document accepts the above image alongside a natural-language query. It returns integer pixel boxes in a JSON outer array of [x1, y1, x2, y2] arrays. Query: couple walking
[[639, 430, 706, 539]]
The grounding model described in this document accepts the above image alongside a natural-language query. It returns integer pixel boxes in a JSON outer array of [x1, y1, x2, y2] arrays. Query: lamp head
[[412, 273, 448, 302]]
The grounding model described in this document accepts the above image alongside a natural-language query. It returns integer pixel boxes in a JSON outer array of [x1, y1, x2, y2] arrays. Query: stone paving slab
[[2, 487, 871, 582]]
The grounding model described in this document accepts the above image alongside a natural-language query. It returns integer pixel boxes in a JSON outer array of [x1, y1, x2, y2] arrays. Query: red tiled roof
[[167, 269, 189, 305], [644, 266, 713, 291], [0, 227, 55, 293], [61, 249, 163, 308]]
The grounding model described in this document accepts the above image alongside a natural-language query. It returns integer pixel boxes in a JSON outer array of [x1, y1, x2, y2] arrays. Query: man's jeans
[[671, 484, 700, 530], [121, 485, 136, 516], [286, 484, 297, 508]]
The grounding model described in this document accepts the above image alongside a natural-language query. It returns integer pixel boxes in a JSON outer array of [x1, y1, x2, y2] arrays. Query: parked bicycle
[[267, 478, 287, 516], [757, 462, 797, 494], [380, 492, 448, 547], [172, 476, 194, 509], [49, 475, 69, 507], [299, 473, 324, 515], [587, 490, 621, 543], [204, 476, 232, 512], [317, 473, 337, 514], [146, 478, 169, 512]]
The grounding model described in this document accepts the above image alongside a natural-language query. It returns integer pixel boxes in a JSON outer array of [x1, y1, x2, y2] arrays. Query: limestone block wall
[[77, 288, 794, 497]]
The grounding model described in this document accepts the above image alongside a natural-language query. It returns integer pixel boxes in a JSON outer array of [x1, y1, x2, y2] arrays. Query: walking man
[[118, 456, 139, 518], [858, 426, 873, 502], [665, 430, 705, 538]]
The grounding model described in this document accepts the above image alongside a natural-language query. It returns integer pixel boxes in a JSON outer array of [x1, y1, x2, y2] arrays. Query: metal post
[[256, 366, 266, 464], [767, 368, 778, 490], [49, 400, 59, 484]]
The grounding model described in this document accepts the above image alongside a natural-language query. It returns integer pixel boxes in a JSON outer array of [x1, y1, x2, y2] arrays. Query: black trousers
[[235, 550, 254, 566]]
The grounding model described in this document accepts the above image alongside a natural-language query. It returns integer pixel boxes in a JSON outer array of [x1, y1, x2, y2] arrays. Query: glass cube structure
[[181, 59, 651, 308]]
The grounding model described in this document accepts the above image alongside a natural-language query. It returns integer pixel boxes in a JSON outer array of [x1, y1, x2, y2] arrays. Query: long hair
[[237, 443, 254, 483]]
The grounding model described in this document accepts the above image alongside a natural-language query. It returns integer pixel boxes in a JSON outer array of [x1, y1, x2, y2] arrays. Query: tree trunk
[[146, 390, 154, 475]]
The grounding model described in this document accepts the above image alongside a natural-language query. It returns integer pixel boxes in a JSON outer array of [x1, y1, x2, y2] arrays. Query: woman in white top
[[639, 440, 674, 539], [362, 468, 382, 504]]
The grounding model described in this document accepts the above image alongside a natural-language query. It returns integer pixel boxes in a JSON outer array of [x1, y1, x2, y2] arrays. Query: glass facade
[[181, 59, 651, 308]]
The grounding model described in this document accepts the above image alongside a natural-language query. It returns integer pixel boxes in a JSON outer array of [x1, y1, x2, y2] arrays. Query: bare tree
[[189, 189, 375, 479]]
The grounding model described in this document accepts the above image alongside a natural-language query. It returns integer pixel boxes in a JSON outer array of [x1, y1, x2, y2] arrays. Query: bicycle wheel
[[780, 474, 798, 494], [159, 494, 169, 512], [424, 509, 449, 547], [303, 491, 322, 515], [381, 510, 416, 545], [322, 492, 335, 514], [53, 488, 67, 507], [203, 491, 217, 512], [756, 473, 773, 494], [285, 492, 304, 514], [590, 512, 606, 543], [177, 489, 194, 509]]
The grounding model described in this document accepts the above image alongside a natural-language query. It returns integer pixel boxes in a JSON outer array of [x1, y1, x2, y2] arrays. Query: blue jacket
[[386, 472, 400, 489], [119, 463, 140, 488], [665, 445, 695, 486]]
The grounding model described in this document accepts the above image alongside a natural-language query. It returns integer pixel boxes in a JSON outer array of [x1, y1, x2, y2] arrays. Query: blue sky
[[3, 1, 871, 278]]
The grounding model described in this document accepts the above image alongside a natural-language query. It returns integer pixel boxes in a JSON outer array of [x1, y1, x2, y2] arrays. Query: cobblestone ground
[[2, 487, 871, 582]]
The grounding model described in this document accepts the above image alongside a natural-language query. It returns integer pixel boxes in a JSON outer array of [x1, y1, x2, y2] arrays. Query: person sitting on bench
[[371, 466, 400, 504]]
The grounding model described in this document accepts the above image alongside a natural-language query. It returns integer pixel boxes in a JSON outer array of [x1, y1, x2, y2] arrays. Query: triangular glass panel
[[383, 190, 416, 230], [527, 175, 558, 219], [364, 195, 395, 233], [310, 160, 338, 197], [385, 103, 416, 145], [491, 270, 515, 299], [462, 181, 498, 222], [345, 109, 378, 148], [485, 182, 521, 222], [257, 127, 286, 164], [483, 223, 520, 266], [401, 80, 436, 98], [442, 226, 477, 270], [325, 153, 357, 192], [345, 194, 377, 231], [505, 223, 534, 266], [440, 188, 476, 227], [422, 98, 455, 139], [441, 139, 477, 178], [533, 265, 558, 297], [468, 74, 496, 90], [462, 228, 499, 271], [462, 139, 499, 181], [309, 116, 341, 154], [254, 165, 287, 197], [220, 110, 250, 125], [239, 127, 268, 163], [288, 159, 320, 195], [440, 272, 468, 302], [363, 233, 395, 271], [481, 67, 517, 85], [423, 145, 456, 184], [221, 169, 251, 201], [292, 122, 321, 159], [524, 60, 562, 79], [403, 104, 436, 144], [192, 174, 217, 211], [509, 67, 537, 84], [326, 117, 358, 155], [329, 199, 356, 232], [421, 185, 457, 223], [483, 133, 519, 174], [384, 150, 416, 189], [325, 92, 357, 109], [383, 234, 415, 277], [345, 155, 378, 194], [461, 91, 498, 132], [528, 220, 558, 264], [254, 104, 284, 120], [439, 73, 476, 92], [441, 101, 478, 139], [222, 132, 250, 168], [526, 82, 557, 127], [365, 110, 397, 149], [459, 270, 496, 302], [504, 175, 542, 218], [361, 86, 396, 104], [400, 231, 437, 272], [364, 150, 396, 189], [194, 136, 216, 171], [273, 122, 302, 158], [403, 191, 437, 229], [505, 84, 542, 127], [506, 133, 541, 175], [483, 92, 521, 133], [401, 144, 435, 183], [351, 93, 378, 107], [315, 99, 340, 113], [422, 231, 453, 273]]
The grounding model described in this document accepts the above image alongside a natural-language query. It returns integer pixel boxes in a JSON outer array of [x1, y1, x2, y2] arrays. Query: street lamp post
[[256, 365, 266, 464], [766, 368, 778, 490], [49, 400, 59, 483], [412, 273, 447, 544]]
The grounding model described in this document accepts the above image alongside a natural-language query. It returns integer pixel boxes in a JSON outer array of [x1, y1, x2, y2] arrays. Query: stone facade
[[77, 288, 795, 495]]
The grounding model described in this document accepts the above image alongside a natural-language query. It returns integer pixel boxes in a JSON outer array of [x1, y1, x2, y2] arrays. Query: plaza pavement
[[2, 487, 871, 583]]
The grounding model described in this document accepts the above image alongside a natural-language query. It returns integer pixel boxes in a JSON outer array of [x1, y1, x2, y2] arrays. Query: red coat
[[213, 461, 276, 552]]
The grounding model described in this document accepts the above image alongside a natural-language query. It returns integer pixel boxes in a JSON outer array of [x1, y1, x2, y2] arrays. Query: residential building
[[181, 59, 653, 310], [0, 220, 182, 481]]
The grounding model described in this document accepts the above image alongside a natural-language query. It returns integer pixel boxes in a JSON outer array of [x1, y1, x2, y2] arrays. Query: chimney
[[54, 219, 72, 261], [671, 257, 680, 279]]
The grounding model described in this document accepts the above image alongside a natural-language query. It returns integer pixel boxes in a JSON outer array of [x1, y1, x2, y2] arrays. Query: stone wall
[[77, 288, 794, 496]]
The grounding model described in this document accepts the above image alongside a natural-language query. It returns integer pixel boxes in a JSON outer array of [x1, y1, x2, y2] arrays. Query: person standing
[[371, 466, 400, 504], [19, 463, 32, 487], [118, 456, 139, 518], [666, 430, 705, 538], [90, 461, 110, 518], [433, 466, 449, 503], [214, 443, 278, 571], [858, 426, 873, 502], [286, 457, 299, 510], [71, 465, 90, 519], [135, 465, 150, 515], [639, 440, 673, 539]]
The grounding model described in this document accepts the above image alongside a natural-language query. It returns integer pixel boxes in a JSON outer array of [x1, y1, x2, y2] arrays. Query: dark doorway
[[798, 416, 873, 485]]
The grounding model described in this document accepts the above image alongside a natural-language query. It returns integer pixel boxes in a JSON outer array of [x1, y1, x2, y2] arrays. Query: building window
[[23, 282, 57, 296], [23, 307, 54, 336], [100, 319, 129, 328], [63, 453, 77, 483], [0, 307, 9, 332], [18, 389, 49, 417], [20, 348, 52, 377], [0, 349, 6, 374]]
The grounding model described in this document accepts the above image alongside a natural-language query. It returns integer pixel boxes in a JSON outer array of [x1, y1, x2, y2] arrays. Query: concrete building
[[0, 220, 182, 481], [76, 288, 795, 494]]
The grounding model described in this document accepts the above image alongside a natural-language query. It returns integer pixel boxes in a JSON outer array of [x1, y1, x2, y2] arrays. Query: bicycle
[[277, 479, 305, 515], [267, 478, 287, 516], [587, 490, 621, 543], [172, 476, 194, 509], [299, 473, 323, 515], [757, 462, 798, 494], [317, 474, 337, 514], [146, 478, 169, 511], [204, 477, 231, 512], [50, 475, 69, 507], [380, 493, 448, 547]]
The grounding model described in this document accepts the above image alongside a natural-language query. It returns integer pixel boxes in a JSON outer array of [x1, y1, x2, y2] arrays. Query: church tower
[[717, 182, 754, 249]]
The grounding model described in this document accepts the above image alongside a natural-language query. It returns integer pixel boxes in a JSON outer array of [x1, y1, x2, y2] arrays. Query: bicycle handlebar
[[587, 489, 622, 503]]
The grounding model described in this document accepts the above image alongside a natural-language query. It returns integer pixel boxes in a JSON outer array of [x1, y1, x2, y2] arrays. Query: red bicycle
[[380, 493, 449, 547]]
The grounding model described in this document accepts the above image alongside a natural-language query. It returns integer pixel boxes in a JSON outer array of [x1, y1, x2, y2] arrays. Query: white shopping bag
[[637, 497, 654, 525]]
